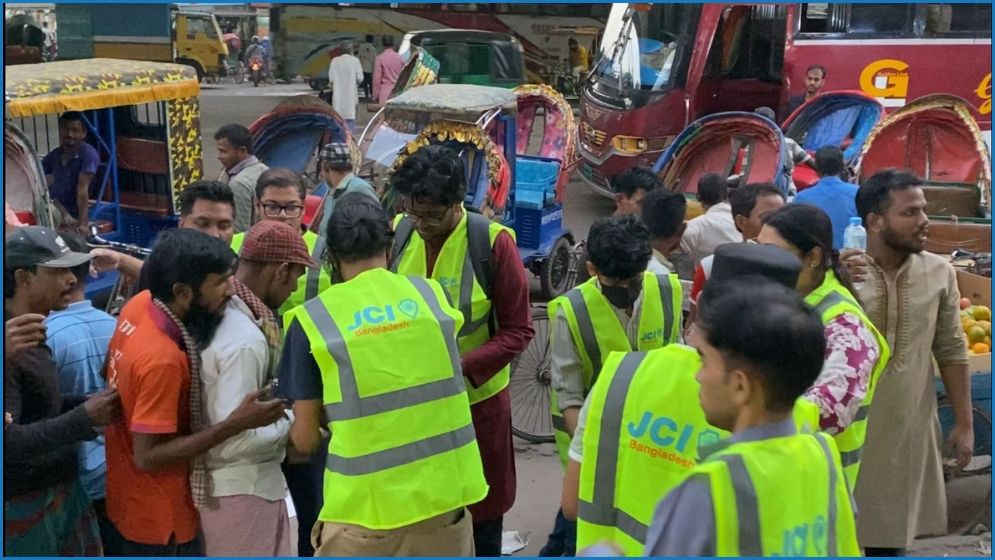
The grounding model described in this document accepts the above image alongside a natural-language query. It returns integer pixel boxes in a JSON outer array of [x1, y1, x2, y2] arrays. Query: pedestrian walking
[[358, 35, 377, 99], [372, 35, 404, 104], [327, 43, 364, 130]]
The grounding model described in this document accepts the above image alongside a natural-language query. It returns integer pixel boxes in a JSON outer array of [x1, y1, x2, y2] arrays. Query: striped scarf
[[150, 297, 209, 508], [230, 277, 282, 379]]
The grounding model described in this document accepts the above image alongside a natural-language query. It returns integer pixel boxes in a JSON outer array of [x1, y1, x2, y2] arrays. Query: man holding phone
[[199, 220, 315, 556]]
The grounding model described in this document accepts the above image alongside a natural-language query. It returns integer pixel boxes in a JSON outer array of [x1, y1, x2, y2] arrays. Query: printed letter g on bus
[[977, 73, 992, 115], [860, 59, 910, 107]]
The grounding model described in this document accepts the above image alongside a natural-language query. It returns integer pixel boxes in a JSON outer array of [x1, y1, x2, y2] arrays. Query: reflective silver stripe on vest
[[656, 274, 675, 343], [305, 235, 326, 300], [717, 454, 763, 557], [814, 291, 860, 316], [566, 288, 603, 381], [327, 422, 477, 476], [718, 435, 840, 556], [578, 352, 648, 543], [304, 277, 466, 423], [839, 448, 862, 468], [815, 434, 839, 557]]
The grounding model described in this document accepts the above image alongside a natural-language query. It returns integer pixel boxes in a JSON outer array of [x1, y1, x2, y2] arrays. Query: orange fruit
[[967, 325, 987, 344], [971, 342, 990, 354], [963, 319, 979, 334], [973, 306, 992, 321]]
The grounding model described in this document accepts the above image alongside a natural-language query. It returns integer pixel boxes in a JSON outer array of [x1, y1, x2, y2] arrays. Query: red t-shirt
[[104, 291, 199, 545]]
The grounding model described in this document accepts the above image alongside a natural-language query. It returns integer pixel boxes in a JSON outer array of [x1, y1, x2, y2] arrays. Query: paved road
[[198, 81, 989, 557]]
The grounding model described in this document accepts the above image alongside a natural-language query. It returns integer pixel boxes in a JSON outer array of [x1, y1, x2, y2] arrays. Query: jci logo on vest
[[626, 411, 722, 469], [772, 515, 828, 557], [346, 299, 420, 336]]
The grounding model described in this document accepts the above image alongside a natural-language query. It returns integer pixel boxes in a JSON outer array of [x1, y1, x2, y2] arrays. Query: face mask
[[601, 280, 642, 310]]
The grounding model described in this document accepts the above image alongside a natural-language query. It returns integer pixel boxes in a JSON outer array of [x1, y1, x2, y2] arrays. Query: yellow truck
[[56, 4, 228, 82]]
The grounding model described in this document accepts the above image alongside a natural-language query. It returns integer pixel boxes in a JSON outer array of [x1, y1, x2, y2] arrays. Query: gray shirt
[[643, 418, 798, 557], [315, 173, 379, 240], [550, 282, 644, 412]]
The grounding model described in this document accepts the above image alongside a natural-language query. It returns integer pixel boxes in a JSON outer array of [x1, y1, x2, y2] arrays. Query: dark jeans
[[865, 547, 907, 557], [91, 499, 124, 557], [362, 72, 373, 97], [282, 438, 328, 557], [539, 508, 577, 557], [118, 534, 201, 557], [473, 516, 503, 557]]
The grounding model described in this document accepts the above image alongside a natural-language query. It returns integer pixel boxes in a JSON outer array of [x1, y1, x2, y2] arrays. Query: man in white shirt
[[680, 173, 740, 265], [327, 42, 365, 130], [357, 35, 378, 99], [199, 220, 315, 557]]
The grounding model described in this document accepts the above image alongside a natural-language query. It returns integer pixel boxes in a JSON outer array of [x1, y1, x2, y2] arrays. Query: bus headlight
[[611, 135, 674, 155]]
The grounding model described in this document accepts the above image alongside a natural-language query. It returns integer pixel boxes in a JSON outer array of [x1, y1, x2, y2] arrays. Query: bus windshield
[[591, 4, 695, 94]]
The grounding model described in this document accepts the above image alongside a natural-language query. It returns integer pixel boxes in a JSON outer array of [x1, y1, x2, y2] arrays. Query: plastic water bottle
[[843, 217, 867, 288]]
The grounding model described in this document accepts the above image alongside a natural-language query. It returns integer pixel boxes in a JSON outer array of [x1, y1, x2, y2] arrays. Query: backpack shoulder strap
[[465, 211, 494, 300], [389, 216, 415, 272]]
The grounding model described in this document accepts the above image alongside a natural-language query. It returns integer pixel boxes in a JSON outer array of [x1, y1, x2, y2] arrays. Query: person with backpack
[[387, 145, 534, 557]]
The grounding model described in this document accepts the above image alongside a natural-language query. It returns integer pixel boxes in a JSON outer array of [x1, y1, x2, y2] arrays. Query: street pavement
[[198, 80, 990, 557]]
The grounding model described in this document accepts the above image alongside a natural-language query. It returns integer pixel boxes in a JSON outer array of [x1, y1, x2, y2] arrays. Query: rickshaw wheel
[[540, 237, 573, 299], [510, 304, 554, 443]]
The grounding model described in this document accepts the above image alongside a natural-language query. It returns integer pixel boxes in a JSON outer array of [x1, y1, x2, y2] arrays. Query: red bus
[[577, 3, 993, 196]]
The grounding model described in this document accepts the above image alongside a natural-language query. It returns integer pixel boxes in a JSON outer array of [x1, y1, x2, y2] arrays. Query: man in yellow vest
[[230, 168, 332, 319], [387, 145, 534, 556], [562, 243, 800, 556], [544, 214, 682, 556], [276, 194, 488, 556], [644, 278, 860, 556]]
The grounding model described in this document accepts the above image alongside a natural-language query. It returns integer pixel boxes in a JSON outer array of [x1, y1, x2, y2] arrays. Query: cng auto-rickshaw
[[4, 58, 204, 304], [398, 29, 526, 89]]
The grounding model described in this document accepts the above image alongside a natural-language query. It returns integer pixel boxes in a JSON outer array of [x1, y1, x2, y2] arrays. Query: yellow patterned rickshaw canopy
[[5, 58, 200, 117]]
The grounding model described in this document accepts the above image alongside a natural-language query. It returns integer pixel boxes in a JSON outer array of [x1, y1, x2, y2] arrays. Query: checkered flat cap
[[319, 142, 352, 166]]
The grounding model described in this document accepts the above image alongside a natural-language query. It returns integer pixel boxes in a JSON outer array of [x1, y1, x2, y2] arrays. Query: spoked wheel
[[540, 236, 574, 299], [510, 304, 554, 443], [938, 399, 992, 535]]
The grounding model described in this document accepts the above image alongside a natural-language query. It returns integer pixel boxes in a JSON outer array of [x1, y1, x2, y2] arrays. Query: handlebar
[[87, 225, 151, 257]]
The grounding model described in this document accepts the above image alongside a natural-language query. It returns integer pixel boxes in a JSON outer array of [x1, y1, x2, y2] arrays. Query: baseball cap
[[240, 221, 316, 268], [709, 243, 801, 290], [5, 226, 93, 269], [318, 142, 352, 167]]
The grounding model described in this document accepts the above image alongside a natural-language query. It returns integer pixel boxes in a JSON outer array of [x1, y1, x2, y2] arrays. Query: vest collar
[[698, 417, 797, 460]]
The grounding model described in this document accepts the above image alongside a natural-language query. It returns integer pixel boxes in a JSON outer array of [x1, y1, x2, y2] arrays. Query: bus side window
[[923, 4, 992, 35], [799, 3, 829, 34], [847, 4, 914, 35]]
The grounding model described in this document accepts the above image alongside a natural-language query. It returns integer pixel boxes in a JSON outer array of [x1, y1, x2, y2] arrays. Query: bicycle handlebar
[[87, 226, 151, 257]]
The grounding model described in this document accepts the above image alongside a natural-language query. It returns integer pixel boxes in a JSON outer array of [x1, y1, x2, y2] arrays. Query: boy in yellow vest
[[645, 277, 860, 556]]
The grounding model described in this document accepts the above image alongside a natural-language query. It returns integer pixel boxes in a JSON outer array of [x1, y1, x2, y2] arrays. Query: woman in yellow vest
[[646, 280, 860, 556], [276, 193, 489, 556], [757, 204, 891, 490]]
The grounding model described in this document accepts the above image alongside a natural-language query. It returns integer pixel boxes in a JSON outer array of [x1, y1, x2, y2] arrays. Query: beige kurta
[[853, 251, 969, 547]]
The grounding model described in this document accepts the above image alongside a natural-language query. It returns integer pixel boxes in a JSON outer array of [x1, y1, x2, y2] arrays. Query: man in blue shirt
[[42, 112, 100, 234], [43, 233, 120, 554], [792, 145, 858, 250]]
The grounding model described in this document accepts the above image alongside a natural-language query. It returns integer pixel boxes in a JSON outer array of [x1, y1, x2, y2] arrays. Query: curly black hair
[[586, 214, 652, 280], [611, 166, 661, 198], [389, 144, 466, 207]]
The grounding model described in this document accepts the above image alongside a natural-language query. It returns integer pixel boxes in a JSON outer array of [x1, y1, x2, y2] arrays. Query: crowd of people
[[3, 64, 977, 559]]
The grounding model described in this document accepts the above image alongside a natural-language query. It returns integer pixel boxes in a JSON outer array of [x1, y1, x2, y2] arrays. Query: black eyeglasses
[[401, 199, 452, 227], [261, 203, 304, 218]]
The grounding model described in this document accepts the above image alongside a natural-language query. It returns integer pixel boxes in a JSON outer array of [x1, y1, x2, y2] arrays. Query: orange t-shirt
[[104, 291, 199, 546]]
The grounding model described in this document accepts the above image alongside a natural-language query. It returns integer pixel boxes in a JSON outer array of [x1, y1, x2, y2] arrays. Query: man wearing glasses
[[387, 145, 534, 557], [232, 168, 331, 318]]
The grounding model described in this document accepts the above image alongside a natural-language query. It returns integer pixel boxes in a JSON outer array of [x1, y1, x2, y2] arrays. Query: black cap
[[5, 226, 93, 269], [709, 243, 802, 290]]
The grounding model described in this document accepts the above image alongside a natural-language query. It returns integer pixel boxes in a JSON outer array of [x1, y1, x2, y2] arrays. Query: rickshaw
[[398, 29, 526, 89], [782, 91, 883, 191], [652, 111, 793, 197], [4, 58, 204, 304], [249, 95, 361, 227]]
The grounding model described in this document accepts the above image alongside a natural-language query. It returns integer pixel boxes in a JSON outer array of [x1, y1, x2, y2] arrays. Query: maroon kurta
[[425, 230, 534, 521]]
